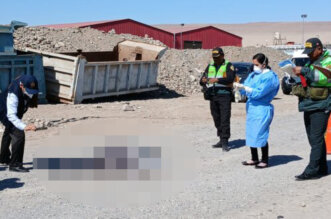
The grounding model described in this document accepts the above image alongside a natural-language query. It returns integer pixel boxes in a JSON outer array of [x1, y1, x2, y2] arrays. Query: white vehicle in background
[[281, 49, 310, 95], [292, 50, 310, 66]]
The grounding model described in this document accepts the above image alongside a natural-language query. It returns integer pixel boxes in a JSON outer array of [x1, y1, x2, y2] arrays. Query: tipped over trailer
[[22, 40, 167, 104]]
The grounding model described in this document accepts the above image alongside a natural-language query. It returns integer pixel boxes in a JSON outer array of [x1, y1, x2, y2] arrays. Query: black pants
[[210, 94, 231, 142], [303, 110, 329, 176], [0, 127, 11, 163], [250, 143, 269, 163], [0, 126, 25, 167]]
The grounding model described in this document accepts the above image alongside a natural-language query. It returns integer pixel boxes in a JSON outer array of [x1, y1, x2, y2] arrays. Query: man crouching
[[0, 75, 39, 172]]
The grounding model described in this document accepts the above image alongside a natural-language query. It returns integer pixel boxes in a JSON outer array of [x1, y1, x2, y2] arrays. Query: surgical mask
[[253, 65, 263, 73], [23, 90, 33, 99]]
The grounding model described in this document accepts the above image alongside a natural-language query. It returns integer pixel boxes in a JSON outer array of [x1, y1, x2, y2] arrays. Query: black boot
[[0, 159, 10, 166], [295, 173, 320, 181], [222, 139, 230, 152], [212, 141, 222, 148], [9, 165, 29, 173]]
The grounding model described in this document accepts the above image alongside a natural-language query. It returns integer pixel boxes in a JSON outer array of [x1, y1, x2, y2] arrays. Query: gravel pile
[[158, 46, 290, 95], [14, 27, 165, 53], [14, 27, 289, 96]]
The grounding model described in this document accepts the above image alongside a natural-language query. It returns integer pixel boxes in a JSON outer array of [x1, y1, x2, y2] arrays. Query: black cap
[[303, 38, 323, 55], [20, 75, 39, 95], [212, 47, 224, 57]]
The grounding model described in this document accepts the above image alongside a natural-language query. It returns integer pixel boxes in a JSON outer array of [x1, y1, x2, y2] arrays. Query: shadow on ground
[[0, 178, 24, 191], [81, 85, 185, 104], [229, 139, 246, 149], [269, 155, 303, 167]]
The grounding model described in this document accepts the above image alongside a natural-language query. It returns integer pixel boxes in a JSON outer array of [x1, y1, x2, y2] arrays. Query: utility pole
[[180, 23, 184, 49], [301, 14, 307, 45], [180, 23, 186, 94]]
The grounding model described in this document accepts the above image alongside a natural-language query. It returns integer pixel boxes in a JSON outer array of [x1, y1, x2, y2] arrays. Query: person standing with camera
[[200, 47, 235, 151], [292, 38, 331, 181]]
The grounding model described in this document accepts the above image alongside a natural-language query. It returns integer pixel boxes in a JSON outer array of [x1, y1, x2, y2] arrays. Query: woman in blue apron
[[234, 53, 279, 168]]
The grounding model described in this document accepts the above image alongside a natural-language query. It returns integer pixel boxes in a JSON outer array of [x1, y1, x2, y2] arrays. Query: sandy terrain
[[156, 22, 331, 46], [1, 91, 331, 218]]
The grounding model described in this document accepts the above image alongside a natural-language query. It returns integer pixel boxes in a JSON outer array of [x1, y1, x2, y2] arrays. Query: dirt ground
[[1, 91, 331, 219]]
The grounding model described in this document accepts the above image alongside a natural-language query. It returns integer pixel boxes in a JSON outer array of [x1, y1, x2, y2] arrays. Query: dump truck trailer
[[22, 40, 167, 104]]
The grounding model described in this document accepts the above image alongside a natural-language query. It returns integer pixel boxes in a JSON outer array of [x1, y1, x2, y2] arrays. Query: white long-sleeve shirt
[[6, 93, 26, 130]]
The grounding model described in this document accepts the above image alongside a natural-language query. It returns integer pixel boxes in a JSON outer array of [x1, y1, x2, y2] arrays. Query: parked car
[[281, 50, 309, 95], [232, 62, 253, 102]]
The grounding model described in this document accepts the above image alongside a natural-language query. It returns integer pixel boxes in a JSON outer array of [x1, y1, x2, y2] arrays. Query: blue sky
[[2, 0, 330, 26]]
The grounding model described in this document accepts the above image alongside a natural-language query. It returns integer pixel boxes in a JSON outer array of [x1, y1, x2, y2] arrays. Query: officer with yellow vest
[[293, 38, 331, 180], [200, 47, 235, 151]]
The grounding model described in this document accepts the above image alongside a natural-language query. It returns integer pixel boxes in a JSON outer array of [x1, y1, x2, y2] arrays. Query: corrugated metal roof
[[155, 25, 207, 34], [39, 20, 241, 40], [39, 19, 123, 28], [155, 25, 242, 39]]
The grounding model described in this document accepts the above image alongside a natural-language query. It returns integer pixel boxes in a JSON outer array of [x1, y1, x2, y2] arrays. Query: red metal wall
[[175, 27, 242, 49], [91, 19, 175, 48], [90, 20, 242, 49]]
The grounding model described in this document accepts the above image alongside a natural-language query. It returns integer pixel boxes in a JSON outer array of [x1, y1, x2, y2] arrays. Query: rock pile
[[14, 27, 165, 53], [158, 46, 290, 95], [14, 26, 290, 96]]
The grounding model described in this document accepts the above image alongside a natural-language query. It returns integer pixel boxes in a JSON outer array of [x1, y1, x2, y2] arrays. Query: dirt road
[[1, 92, 331, 218]]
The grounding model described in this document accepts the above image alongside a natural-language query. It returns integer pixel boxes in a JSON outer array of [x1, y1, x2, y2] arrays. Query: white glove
[[233, 82, 253, 93], [244, 86, 253, 93], [233, 82, 245, 90]]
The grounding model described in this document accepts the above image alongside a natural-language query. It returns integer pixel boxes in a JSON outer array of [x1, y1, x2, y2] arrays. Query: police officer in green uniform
[[200, 47, 235, 151], [293, 38, 331, 180]]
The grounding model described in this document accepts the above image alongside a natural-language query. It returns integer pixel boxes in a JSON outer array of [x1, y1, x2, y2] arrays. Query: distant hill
[[155, 22, 331, 47]]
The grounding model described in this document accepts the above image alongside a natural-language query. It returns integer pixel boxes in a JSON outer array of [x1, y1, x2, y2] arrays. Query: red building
[[42, 19, 242, 49], [157, 25, 242, 49]]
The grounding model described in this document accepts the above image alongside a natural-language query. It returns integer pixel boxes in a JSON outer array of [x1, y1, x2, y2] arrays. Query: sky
[[1, 0, 330, 26]]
